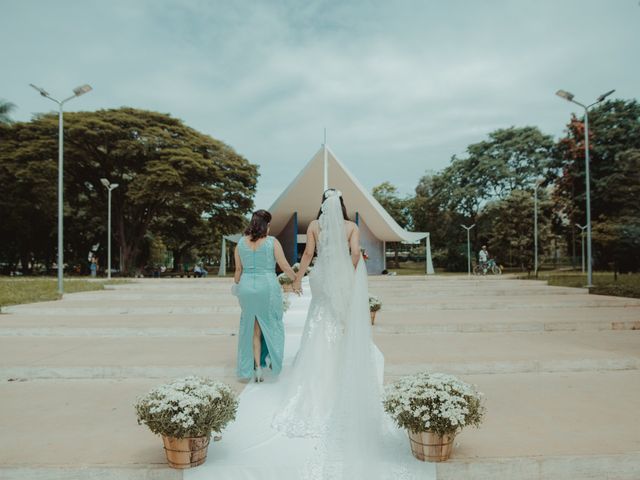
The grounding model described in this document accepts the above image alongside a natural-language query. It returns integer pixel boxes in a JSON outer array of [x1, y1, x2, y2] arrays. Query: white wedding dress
[[272, 193, 384, 440], [186, 194, 435, 480]]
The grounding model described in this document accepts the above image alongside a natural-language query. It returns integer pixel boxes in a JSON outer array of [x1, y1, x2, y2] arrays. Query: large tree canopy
[[411, 126, 554, 271], [553, 99, 640, 270], [0, 108, 258, 274]]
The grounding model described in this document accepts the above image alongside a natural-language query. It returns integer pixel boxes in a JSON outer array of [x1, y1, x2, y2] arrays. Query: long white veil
[[313, 193, 356, 329], [303, 193, 391, 478]]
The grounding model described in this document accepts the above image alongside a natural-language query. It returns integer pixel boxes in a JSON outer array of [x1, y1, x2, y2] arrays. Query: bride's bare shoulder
[[308, 219, 319, 231], [345, 220, 358, 231]]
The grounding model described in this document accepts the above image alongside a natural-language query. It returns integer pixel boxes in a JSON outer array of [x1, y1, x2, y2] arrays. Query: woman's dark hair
[[317, 189, 349, 220], [245, 209, 272, 241]]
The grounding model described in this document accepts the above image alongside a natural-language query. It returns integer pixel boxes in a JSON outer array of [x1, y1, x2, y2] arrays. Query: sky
[[1, 0, 639, 209]]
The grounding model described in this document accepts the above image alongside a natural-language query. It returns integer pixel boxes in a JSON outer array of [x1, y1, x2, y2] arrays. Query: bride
[[273, 189, 402, 478], [185, 188, 433, 480]]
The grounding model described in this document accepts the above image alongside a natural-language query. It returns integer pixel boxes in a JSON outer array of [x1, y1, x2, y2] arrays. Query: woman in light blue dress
[[234, 210, 297, 382]]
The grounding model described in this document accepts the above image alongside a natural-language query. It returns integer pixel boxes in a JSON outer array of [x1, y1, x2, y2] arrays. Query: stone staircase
[[0, 276, 639, 479]]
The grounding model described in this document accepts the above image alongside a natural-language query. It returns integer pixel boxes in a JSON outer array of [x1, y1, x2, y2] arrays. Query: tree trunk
[[117, 216, 139, 276], [20, 250, 31, 275], [172, 249, 182, 272], [120, 243, 139, 276]]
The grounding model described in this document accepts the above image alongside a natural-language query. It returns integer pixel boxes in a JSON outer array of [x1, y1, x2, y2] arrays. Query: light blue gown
[[236, 236, 284, 379]]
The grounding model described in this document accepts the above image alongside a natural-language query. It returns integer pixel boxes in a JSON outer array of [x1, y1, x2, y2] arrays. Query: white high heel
[[265, 356, 272, 370], [254, 366, 264, 383]]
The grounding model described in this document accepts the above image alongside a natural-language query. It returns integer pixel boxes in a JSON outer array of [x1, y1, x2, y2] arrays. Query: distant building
[[219, 145, 434, 275]]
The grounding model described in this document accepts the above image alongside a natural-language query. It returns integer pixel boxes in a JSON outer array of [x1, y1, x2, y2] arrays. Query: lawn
[[0, 277, 130, 309], [385, 261, 464, 276], [524, 271, 640, 299]]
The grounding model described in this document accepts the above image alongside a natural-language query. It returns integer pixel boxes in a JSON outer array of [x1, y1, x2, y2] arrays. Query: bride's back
[[308, 218, 357, 252]]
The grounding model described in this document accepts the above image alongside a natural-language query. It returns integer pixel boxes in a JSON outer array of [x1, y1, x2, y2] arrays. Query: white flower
[[382, 371, 484, 434]]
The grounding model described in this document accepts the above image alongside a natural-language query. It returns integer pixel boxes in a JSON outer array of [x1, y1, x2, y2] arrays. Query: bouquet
[[278, 272, 293, 285], [278, 262, 311, 285], [369, 294, 382, 312], [282, 294, 292, 312]]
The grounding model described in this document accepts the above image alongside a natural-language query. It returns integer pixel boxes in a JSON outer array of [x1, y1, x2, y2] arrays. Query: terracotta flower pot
[[370, 310, 377, 325], [407, 430, 455, 462], [162, 435, 210, 469]]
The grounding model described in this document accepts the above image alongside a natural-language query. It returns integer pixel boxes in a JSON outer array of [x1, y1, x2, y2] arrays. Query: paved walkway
[[1, 276, 639, 479]]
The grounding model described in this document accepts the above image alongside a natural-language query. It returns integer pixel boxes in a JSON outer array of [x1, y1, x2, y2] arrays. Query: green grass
[[0, 277, 130, 309], [385, 261, 466, 276], [519, 271, 640, 299]]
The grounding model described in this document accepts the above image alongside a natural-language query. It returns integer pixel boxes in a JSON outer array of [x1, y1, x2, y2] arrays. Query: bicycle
[[473, 258, 502, 275]]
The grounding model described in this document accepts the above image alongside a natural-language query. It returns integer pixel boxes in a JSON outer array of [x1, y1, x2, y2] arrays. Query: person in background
[[478, 245, 489, 274], [90, 257, 98, 278]]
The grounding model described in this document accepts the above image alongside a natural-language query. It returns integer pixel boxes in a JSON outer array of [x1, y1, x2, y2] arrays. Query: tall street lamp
[[533, 179, 544, 278], [461, 224, 476, 276], [30, 83, 93, 294], [555, 88, 615, 287], [100, 179, 119, 280], [575, 223, 588, 274]]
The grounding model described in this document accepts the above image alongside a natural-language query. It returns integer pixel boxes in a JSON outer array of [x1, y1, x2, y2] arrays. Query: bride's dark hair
[[317, 189, 349, 220], [245, 209, 272, 241]]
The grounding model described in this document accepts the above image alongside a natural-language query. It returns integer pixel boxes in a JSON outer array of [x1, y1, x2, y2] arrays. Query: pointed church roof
[[268, 146, 428, 243]]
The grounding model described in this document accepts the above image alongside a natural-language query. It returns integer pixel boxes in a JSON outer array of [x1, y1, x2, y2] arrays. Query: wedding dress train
[[185, 194, 435, 480]]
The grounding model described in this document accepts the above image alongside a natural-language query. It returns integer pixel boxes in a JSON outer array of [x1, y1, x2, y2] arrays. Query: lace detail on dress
[[304, 295, 343, 345]]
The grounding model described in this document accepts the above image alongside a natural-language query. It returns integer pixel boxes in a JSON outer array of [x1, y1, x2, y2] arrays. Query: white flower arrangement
[[383, 372, 485, 437], [369, 294, 382, 312], [282, 294, 292, 312], [278, 262, 311, 285], [135, 376, 238, 438], [278, 272, 293, 285]]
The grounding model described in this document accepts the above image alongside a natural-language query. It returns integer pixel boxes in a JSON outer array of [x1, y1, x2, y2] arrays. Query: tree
[[372, 182, 411, 267], [0, 117, 58, 273], [372, 182, 410, 227], [0, 108, 258, 274], [411, 127, 554, 272], [411, 172, 468, 271], [465, 126, 554, 199], [482, 189, 553, 272], [553, 99, 640, 270], [0, 100, 15, 125]]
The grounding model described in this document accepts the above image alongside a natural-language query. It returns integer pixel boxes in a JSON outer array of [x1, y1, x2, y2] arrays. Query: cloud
[[1, 0, 638, 209]]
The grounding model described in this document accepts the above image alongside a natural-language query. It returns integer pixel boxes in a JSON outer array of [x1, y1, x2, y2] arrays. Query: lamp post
[[30, 83, 92, 294], [461, 224, 476, 276], [555, 88, 615, 287], [533, 179, 544, 278], [100, 179, 119, 280], [575, 223, 588, 273]]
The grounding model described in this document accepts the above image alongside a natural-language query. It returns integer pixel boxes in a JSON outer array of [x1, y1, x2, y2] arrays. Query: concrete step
[[380, 295, 640, 311], [4, 293, 637, 316], [1, 372, 639, 480], [374, 308, 640, 333], [2, 304, 638, 336], [378, 331, 640, 375], [433, 370, 640, 480], [1, 331, 638, 380]]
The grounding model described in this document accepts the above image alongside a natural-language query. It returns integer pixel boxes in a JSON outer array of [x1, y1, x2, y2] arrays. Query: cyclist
[[478, 245, 489, 274]]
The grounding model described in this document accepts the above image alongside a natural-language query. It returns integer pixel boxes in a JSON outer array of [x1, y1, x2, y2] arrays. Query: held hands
[[292, 279, 303, 295]]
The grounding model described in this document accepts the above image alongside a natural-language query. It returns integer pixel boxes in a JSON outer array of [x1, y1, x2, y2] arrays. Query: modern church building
[[220, 145, 434, 275]]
